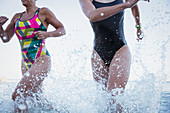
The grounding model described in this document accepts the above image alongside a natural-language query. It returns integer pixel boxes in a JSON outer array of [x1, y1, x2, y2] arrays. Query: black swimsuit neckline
[[93, 0, 117, 4]]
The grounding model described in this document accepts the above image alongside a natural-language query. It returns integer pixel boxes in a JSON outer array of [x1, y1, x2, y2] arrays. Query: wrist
[[124, 2, 130, 9], [135, 24, 141, 29], [46, 32, 51, 38]]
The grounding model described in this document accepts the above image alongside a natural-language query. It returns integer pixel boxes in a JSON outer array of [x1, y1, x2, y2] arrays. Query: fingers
[[136, 35, 142, 42], [136, 30, 144, 42], [136, 37, 143, 42], [34, 31, 41, 39], [136, 32, 143, 41], [34, 31, 46, 40], [0, 16, 9, 25], [34, 31, 41, 36], [0, 16, 8, 20]]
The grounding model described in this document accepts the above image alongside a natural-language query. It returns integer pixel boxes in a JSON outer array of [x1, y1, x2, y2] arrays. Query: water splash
[[0, 0, 169, 112]]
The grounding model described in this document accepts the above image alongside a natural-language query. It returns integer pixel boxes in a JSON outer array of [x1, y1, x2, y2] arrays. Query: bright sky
[[0, 0, 169, 81]]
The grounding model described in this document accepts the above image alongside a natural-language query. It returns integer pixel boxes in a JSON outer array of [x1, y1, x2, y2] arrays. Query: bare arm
[[131, 5, 140, 26], [34, 8, 65, 39], [126, 0, 150, 41], [0, 14, 19, 43], [79, 0, 140, 22], [131, 4, 143, 41]]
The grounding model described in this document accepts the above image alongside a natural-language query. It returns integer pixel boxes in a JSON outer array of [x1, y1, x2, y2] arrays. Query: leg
[[91, 49, 109, 89], [12, 55, 51, 112], [21, 61, 27, 75], [13, 61, 28, 113], [21, 61, 43, 99], [108, 45, 131, 91], [107, 45, 131, 112]]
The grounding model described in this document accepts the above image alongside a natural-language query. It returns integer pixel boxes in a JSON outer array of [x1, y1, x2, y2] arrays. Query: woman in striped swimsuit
[[0, 0, 65, 112]]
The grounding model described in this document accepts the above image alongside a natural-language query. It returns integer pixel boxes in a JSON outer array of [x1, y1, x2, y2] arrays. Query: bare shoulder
[[79, 0, 93, 3], [38, 7, 57, 24], [12, 12, 23, 23], [39, 7, 53, 15]]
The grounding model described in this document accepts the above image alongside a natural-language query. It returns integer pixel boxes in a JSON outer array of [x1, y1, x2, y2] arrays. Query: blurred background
[[0, 0, 169, 81]]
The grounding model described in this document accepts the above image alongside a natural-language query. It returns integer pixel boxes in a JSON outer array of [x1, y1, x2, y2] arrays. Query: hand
[[0, 16, 9, 26], [126, 0, 150, 8], [136, 29, 144, 42], [34, 31, 49, 40]]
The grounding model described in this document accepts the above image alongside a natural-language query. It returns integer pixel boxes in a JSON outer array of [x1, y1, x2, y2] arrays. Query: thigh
[[91, 49, 109, 87], [29, 55, 51, 76], [20, 55, 51, 88], [12, 55, 51, 100], [107, 45, 131, 91], [21, 61, 27, 75]]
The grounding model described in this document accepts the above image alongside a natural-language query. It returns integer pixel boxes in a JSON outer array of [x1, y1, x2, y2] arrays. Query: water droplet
[[115, 58, 120, 61], [117, 75, 121, 77], [3, 36, 7, 40], [34, 45, 37, 48], [17, 103, 27, 110], [101, 13, 104, 16], [24, 72, 30, 77]]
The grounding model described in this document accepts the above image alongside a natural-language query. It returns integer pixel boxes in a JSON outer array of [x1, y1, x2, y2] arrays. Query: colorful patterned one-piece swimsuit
[[15, 8, 50, 69]]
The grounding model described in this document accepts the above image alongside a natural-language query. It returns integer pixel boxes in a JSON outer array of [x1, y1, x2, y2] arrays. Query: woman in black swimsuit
[[79, 0, 149, 112]]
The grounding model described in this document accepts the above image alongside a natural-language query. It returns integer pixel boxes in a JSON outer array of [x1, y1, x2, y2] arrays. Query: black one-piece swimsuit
[[91, 0, 127, 67]]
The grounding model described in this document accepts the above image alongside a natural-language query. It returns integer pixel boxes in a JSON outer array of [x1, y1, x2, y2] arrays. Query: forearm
[[0, 26, 4, 37], [89, 3, 128, 22], [46, 26, 65, 38], [131, 5, 140, 25], [0, 26, 8, 42]]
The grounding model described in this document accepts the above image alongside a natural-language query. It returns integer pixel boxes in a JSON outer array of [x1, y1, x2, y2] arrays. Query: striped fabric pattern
[[15, 8, 50, 69]]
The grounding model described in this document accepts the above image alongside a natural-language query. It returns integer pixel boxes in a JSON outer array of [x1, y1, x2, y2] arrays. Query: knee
[[12, 92, 16, 101], [12, 91, 19, 102]]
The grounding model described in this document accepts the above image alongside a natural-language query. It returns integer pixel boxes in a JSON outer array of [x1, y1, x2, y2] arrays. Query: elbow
[[87, 11, 98, 22], [57, 26, 66, 36], [2, 39, 10, 43], [1, 36, 10, 43], [61, 27, 66, 36], [88, 15, 98, 22], [3, 40, 9, 43], [89, 16, 97, 22]]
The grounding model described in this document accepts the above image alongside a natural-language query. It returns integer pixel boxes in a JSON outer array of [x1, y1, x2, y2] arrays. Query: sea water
[[0, 0, 170, 113]]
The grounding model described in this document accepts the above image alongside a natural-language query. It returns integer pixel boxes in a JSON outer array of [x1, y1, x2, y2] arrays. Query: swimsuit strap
[[17, 12, 25, 20], [17, 8, 40, 21], [93, 0, 117, 4], [35, 8, 40, 14]]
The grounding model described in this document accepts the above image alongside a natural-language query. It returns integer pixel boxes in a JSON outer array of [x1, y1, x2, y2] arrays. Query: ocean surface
[[0, 78, 169, 113]]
